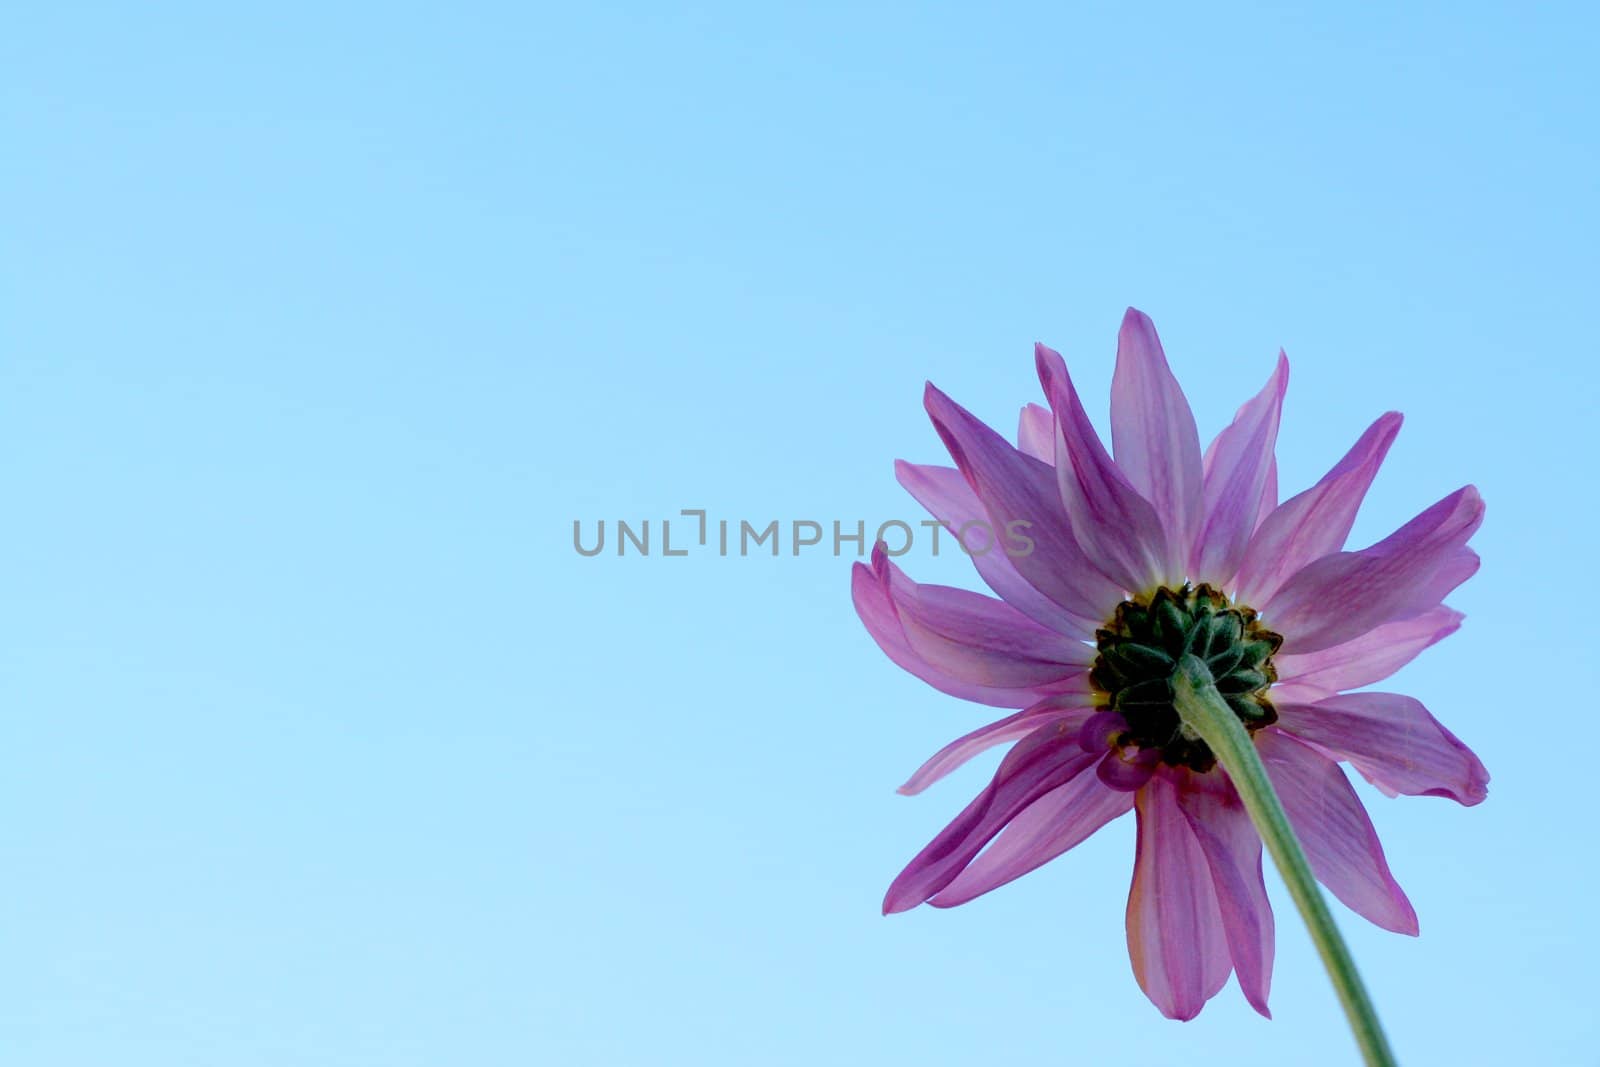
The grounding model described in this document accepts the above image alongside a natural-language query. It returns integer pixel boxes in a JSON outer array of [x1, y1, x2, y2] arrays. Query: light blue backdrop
[[5, 3, 1595, 1064]]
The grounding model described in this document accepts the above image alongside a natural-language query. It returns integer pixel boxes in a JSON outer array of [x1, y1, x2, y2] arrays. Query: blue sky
[[4, 3, 1597, 1064]]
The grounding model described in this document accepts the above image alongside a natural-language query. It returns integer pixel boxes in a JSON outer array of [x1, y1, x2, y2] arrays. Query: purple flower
[[854, 309, 1488, 1021]]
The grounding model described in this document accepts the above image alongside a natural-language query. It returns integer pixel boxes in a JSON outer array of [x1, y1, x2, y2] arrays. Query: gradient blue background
[[5, 3, 1595, 1064]]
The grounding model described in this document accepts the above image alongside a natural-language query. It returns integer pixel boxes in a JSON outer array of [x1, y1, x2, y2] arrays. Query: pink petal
[[852, 560, 1080, 708], [895, 461, 1091, 637], [1234, 412, 1403, 607], [929, 768, 1133, 907], [1208, 430, 1277, 534], [1035, 344, 1173, 592], [897, 700, 1094, 796], [1192, 354, 1288, 588], [1175, 772, 1275, 1018], [1016, 403, 1054, 462], [1125, 775, 1231, 1021], [1263, 486, 1484, 654], [1111, 308, 1205, 575], [884, 722, 1097, 913], [923, 383, 1125, 625], [872, 546, 1094, 686], [1095, 748, 1159, 792], [1207, 435, 1275, 536], [1078, 710, 1131, 753], [1275, 692, 1490, 806], [1256, 460, 1278, 532], [1256, 729, 1419, 935], [1394, 546, 1480, 617], [1273, 607, 1464, 703]]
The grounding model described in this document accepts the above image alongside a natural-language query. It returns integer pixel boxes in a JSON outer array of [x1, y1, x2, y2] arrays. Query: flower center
[[1090, 583, 1282, 772]]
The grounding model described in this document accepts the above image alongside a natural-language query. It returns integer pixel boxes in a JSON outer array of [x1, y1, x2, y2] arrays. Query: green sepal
[[1216, 668, 1269, 695], [1103, 641, 1175, 678], [1151, 594, 1190, 658], [1202, 611, 1244, 657], [1226, 693, 1276, 723], [1235, 638, 1275, 671], [1114, 677, 1173, 709]]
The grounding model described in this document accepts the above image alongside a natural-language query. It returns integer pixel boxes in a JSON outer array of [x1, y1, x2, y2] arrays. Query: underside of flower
[[1091, 584, 1283, 772], [859, 309, 1489, 1023]]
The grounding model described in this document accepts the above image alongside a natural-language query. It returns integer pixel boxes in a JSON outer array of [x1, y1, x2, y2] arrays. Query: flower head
[[853, 309, 1488, 1020]]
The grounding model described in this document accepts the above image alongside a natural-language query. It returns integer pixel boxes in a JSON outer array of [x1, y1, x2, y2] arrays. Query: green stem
[[1171, 654, 1398, 1067]]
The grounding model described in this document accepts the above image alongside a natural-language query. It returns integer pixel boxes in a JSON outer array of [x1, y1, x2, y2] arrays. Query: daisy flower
[[853, 309, 1487, 1023]]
